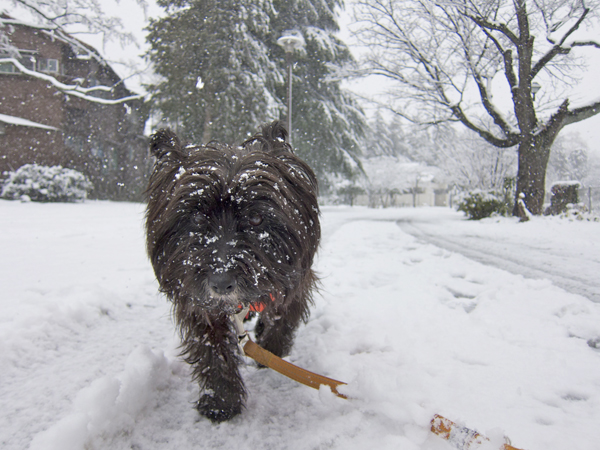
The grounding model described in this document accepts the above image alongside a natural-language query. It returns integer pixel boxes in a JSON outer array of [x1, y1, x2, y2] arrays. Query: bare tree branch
[[571, 40, 600, 48], [564, 99, 600, 126], [467, 16, 519, 90], [449, 104, 520, 148], [532, 5, 591, 78], [466, 14, 520, 47], [451, 14, 518, 138]]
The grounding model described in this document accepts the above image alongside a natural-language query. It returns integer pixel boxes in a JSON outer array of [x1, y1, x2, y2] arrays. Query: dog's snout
[[208, 272, 237, 295]]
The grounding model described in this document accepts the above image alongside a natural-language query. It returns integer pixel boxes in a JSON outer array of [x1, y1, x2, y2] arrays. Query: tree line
[[3, 0, 600, 214]]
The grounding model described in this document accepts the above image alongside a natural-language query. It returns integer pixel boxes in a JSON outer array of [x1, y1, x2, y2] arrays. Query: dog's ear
[[261, 120, 289, 145], [243, 120, 293, 154], [150, 129, 186, 161]]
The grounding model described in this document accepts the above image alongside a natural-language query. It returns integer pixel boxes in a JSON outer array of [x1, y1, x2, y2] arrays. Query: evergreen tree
[[146, 0, 281, 144], [145, 0, 367, 188], [364, 111, 409, 158], [268, 0, 367, 187]]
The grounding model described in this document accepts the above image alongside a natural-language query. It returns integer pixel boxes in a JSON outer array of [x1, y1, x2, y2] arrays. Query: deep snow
[[1, 200, 600, 450]]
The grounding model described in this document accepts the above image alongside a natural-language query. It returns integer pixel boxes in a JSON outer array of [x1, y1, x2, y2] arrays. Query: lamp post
[[531, 81, 541, 101], [277, 30, 305, 143]]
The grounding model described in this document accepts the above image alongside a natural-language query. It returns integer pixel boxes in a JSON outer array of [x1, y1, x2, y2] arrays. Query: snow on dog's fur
[[146, 121, 320, 422]]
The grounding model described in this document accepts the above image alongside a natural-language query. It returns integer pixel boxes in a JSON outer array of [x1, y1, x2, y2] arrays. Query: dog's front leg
[[255, 293, 310, 358], [181, 313, 246, 422]]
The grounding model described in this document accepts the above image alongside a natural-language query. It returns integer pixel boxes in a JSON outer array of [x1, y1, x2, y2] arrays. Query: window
[[0, 61, 17, 73], [38, 58, 59, 73], [20, 55, 35, 71], [0, 50, 37, 73]]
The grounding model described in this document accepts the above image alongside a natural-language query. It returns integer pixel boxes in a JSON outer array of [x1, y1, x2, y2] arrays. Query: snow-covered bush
[[456, 178, 515, 220], [557, 203, 599, 222], [456, 191, 505, 220], [1, 164, 91, 202]]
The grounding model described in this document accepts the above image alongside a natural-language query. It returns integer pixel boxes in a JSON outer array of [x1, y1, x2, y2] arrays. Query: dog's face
[[146, 125, 320, 316]]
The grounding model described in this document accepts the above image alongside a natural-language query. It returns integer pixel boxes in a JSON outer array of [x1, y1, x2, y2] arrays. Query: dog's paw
[[197, 393, 243, 423]]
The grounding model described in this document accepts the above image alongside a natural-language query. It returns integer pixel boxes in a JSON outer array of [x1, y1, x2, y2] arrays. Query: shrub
[[456, 190, 505, 220], [1, 164, 91, 202], [456, 177, 515, 220]]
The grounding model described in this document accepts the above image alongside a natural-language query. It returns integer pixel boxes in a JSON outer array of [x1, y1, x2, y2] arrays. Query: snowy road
[[2, 201, 600, 450], [395, 211, 600, 303]]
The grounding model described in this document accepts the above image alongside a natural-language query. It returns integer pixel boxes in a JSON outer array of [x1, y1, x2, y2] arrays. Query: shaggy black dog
[[145, 121, 320, 422]]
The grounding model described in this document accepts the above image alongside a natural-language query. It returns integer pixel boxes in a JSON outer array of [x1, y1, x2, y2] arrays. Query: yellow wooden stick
[[431, 414, 523, 450]]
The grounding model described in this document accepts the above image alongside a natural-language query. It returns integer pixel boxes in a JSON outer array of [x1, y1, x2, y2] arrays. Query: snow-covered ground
[[2, 200, 600, 450], [396, 209, 600, 303]]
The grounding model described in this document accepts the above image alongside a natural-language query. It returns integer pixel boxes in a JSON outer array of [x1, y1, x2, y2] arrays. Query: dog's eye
[[248, 213, 263, 227], [193, 213, 207, 225]]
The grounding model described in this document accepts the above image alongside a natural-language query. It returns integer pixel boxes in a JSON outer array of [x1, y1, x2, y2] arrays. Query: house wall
[[0, 126, 64, 171], [0, 23, 73, 170], [0, 19, 149, 200], [0, 74, 65, 130]]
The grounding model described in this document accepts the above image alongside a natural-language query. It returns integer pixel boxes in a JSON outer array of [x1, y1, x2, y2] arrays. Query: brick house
[[0, 15, 149, 200]]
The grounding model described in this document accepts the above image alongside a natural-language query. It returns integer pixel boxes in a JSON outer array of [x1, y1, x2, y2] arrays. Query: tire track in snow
[[397, 219, 600, 303]]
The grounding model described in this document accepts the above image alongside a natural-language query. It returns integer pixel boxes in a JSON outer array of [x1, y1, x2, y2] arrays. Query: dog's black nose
[[208, 272, 237, 295]]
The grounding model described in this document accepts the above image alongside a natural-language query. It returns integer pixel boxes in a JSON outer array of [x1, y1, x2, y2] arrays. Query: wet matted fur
[[145, 121, 320, 422]]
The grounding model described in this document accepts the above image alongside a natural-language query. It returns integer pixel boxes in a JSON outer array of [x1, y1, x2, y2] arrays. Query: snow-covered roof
[[0, 113, 59, 130], [551, 180, 581, 188], [0, 16, 58, 31]]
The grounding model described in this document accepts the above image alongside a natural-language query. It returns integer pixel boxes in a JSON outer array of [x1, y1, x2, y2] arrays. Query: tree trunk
[[512, 131, 562, 216]]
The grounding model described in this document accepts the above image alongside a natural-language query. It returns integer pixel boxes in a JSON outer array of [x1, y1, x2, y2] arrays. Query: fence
[[587, 186, 600, 213]]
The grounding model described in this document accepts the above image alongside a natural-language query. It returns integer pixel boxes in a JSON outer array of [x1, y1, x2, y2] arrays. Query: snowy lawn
[[1, 200, 599, 450]]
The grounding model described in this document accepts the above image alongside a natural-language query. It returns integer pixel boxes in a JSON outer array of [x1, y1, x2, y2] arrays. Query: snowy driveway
[[395, 209, 600, 303]]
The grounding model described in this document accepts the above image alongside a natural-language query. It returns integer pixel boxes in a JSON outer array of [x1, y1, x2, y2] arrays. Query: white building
[[348, 156, 449, 208]]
